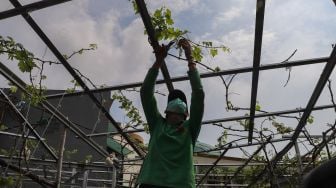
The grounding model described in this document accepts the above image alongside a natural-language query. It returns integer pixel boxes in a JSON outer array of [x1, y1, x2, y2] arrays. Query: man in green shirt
[[136, 39, 204, 188]]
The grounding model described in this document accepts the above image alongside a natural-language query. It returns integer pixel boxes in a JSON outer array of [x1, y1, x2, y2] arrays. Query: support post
[[82, 170, 89, 188], [56, 127, 67, 188], [112, 165, 117, 188]]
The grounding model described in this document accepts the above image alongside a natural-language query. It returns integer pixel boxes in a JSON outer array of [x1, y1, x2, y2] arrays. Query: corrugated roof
[[106, 137, 132, 155], [194, 141, 221, 156]]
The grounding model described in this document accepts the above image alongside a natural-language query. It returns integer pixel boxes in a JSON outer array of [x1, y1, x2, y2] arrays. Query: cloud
[[1, 0, 154, 90], [149, 0, 200, 13], [214, 7, 242, 23]]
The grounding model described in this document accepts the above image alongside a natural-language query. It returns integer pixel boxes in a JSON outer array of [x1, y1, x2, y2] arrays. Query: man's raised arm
[[140, 45, 168, 134]]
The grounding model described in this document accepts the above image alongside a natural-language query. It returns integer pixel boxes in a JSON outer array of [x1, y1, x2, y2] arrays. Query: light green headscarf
[[165, 98, 188, 116]]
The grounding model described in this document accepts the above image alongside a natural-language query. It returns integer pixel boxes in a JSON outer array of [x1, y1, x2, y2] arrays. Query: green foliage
[[128, 3, 230, 63], [84, 154, 93, 164], [214, 66, 221, 72], [0, 176, 14, 187], [210, 48, 218, 57], [226, 100, 234, 110], [307, 115, 314, 124], [151, 7, 187, 41], [89, 43, 98, 50], [112, 91, 144, 126], [0, 124, 8, 131], [65, 149, 78, 160], [0, 148, 8, 155], [22, 85, 46, 106], [272, 121, 293, 134], [191, 46, 202, 62], [255, 102, 261, 111], [237, 114, 250, 130], [143, 123, 149, 134], [216, 130, 228, 146], [25, 140, 38, 150], [129, 0, 139, 14], [0, 36, 36, 73]]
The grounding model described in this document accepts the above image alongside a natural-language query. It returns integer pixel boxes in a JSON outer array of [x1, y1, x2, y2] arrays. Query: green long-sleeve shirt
[[137, 68, 204, 188]]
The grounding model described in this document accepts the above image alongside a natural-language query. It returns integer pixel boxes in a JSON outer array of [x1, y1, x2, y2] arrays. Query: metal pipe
[[46, 57, 328, 99], [0, 131, 45, 140], [249, 46, 336, 187], [224, 136, 271, 187], [196, 143, 232, 187], [248, 0, 266, 143], [0, 0, 71, 20]]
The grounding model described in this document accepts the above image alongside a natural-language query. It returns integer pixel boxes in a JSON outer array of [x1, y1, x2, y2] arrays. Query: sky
[[0, 0, 336, 158]]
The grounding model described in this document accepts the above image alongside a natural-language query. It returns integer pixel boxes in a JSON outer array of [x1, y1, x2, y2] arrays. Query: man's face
[[166, 112, 185, 125]]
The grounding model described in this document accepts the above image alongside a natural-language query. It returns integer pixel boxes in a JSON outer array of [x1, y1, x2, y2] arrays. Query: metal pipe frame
[[0, 155, 111, 171], [195, 137, 290, 154], [0, 130, 45, 140], [249, 46, 336, 187], [1, 0, 335, 187], [46, 57, 328, 99], [0, 89, 58, 160], [300, 128, 336, 172], [0, 0, 71, 20], [0, 158, 55, 187], [0, 61, 109, 158], [9, 0, 143, 158], [248, 0, 266, 144], [224, 136, 272, 187], [196, 143, 232, 187], [202, 103, 336, 125], [86, 129, 145, 137]]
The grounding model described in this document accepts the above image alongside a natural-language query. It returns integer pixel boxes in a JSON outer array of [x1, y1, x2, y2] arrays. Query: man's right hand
[[154, 44, 168, 63], [178, 39, 192, 60]]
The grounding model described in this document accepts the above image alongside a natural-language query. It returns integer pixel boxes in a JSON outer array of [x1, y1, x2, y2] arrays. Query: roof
[[107, 123, 132, 155], [194, 141, 221, 156], [106, 137, 132, 155], [194, 141, 250, 162]]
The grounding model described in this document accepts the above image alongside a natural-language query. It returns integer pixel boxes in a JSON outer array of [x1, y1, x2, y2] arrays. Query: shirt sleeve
[[187, 69, 205, 145], [140, 68, 161, 134]]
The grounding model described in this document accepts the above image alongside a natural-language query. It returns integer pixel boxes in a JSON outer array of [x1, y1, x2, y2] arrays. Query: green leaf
[[131, 0, 139, 14], [89, 43, 98, 50], [255, 103, 261, 111], [153, 9, 162, 18], [0, 124, 8, 131], [9, 86, 17, 93], [210, 48, 218, 57], [307, 115, 314, 124], [222, 46, 231, 53], [192, 46, 202, 62], [66, 88, 75, 94]]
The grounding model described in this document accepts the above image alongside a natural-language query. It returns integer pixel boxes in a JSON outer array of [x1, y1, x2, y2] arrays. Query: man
[[136, 39, 204, 188]]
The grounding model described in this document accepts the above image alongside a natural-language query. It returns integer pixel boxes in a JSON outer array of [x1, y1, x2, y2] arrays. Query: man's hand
[[178, 39, 192, 61], [154, 44, 168, 63], [178, 38, 196, 70], [152, 44, 168, 69]]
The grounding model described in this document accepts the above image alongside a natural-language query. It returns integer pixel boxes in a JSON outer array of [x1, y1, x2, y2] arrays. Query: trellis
[[0, 0, 335, 187]]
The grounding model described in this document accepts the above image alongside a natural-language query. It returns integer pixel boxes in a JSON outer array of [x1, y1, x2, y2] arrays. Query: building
[[0, 88, 123, 187]]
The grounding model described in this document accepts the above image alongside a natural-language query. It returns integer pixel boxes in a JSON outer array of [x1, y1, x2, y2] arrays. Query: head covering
[[168, 89, 187, 106], [165, 98, 188, 116]]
